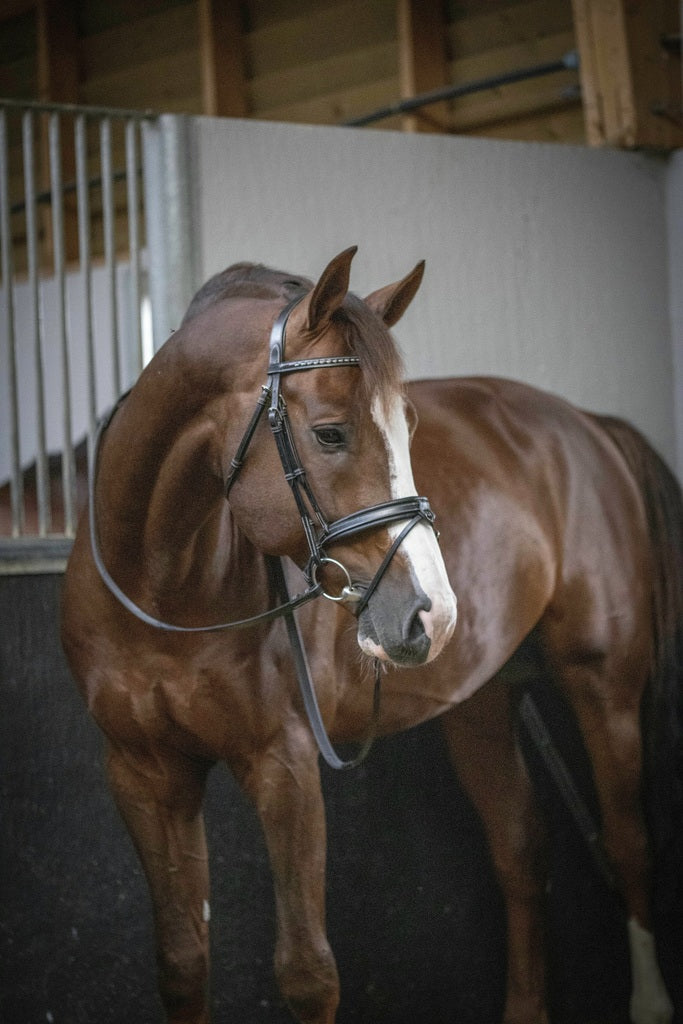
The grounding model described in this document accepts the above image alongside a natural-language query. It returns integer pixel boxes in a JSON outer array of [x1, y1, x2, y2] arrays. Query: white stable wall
[[186, 118, 681, 478]]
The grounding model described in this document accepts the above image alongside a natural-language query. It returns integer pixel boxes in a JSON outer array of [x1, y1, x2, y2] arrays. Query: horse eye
[[314, 425, 347, 449]]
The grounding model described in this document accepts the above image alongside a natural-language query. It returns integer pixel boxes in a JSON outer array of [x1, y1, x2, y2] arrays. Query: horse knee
[[275, 943, 340, 1024], [158, 943, 209, 1023]]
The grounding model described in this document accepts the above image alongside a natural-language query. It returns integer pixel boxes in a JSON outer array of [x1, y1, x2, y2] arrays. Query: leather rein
[[88, 295, 437, 769]]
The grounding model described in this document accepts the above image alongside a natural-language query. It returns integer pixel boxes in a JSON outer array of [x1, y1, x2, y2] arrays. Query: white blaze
[[370, 393, 457, 660]]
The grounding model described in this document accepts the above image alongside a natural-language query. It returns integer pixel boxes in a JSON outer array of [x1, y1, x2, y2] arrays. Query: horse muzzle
[[356, 576, 456, 667]]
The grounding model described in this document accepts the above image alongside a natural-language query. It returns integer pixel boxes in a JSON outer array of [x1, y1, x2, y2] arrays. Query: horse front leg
[[106, 741, 212, 1024], [441, 678, 550, 1024], [242, 718, 339, 1024]]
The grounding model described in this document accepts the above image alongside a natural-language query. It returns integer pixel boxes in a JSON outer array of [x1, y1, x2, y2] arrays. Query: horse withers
[[61, 249, 681, 1024]]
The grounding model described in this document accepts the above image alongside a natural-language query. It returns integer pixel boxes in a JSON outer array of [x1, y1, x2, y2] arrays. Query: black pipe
[[342, 50, 579, 128]]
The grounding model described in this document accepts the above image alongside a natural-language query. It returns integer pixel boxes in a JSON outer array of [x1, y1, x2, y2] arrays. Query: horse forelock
[[335, 293, 405, 411]]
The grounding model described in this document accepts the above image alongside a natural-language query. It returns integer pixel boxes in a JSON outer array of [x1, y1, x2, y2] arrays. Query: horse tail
[[596, 414, 683, 892]]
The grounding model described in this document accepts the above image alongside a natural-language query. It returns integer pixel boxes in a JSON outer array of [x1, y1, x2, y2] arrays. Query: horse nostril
[[397, 598, 432, 664], [405, 608, 427, 645], [404, 594, 431, 643]]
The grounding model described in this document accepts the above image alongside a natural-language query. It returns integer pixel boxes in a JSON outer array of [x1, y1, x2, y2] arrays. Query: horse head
[[224, 247, 457, 666]]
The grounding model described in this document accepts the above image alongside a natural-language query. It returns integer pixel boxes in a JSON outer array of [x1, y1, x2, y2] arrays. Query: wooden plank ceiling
[[1, 0, 678, 149]]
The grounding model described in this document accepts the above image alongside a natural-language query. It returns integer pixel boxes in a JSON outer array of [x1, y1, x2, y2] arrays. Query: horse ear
[[364, 260, 425, 327], [305, 246, 357, 332]]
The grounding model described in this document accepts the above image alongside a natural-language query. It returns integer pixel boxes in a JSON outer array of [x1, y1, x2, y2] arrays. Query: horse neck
[[97, 340, 265, 613]]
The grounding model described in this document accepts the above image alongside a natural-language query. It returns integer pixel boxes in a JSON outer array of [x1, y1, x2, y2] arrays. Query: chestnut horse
[[61, 248, 682, 1024]]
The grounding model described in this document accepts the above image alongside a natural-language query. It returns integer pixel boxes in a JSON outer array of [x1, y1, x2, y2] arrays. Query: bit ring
[[311, 557, 354, 602]]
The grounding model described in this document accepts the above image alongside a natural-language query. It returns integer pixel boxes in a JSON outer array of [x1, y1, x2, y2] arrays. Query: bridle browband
[[88, 293, 438, 768]]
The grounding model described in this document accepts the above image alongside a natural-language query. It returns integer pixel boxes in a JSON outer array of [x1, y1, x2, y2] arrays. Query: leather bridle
[[88, 294, 439, 768], [225, 295, 437, 614]]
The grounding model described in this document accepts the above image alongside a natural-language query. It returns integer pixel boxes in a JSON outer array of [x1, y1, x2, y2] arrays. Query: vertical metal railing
[[100, 117, 121, 398], [0, 99, 157, 573], [48, 110, 76, 538], [74, 111, 97, 448], [125, 119, 143, 379], [0, 108, 22, 536], [22, 109, 50, 537]]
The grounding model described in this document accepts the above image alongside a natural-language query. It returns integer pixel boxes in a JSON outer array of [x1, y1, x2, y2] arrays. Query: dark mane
[[182, 263, 405, 400], [181, 262, 312, 325]]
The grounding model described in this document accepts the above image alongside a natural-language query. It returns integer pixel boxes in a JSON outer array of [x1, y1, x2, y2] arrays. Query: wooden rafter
[[36, 0, 79, 261], [36, 0, 78, 104], [397, 0, 450, 132], [198, 0, 249, 118], [572, 0, 682, 149]]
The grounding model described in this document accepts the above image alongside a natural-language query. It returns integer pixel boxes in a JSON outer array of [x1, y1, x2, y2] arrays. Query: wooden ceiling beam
[[198, 0, 249, 118], [36, 0, 78, 104], [36, 0, 79, 262], [397, 0, 450, 132], [572, 0, 682, 149]]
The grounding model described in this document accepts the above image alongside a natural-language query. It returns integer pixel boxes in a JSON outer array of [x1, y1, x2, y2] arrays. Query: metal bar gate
[[0, 99, 157, 573]]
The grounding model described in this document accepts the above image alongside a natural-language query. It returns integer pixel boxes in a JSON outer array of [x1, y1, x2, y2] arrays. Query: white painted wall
[[189, 118, 681, 477]]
